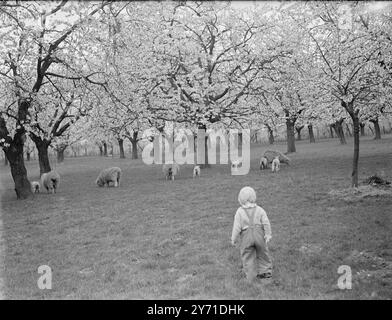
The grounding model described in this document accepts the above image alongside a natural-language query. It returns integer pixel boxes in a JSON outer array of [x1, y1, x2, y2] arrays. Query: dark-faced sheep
[[259, 156, 268, 170], [163, 163, 180, 180], [31, 181, 40, 193], [193, 165, 201, 178]]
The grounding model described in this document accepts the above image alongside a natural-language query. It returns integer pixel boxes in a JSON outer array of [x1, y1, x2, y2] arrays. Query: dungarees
[[240, 207, 272, 278]]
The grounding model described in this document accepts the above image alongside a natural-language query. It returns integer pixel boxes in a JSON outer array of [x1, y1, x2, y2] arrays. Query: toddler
[[231, 186, 273, 279]]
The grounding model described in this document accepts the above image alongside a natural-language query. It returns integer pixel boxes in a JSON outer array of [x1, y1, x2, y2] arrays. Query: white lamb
[[271, 156, 280, 173], [96, 167, 121, 187], [41, 171, 61, 194], [163, 163, 180, 180], [31, 181, 40, 193], [193, 165, 201, 178], [231, 160, 242, 174]]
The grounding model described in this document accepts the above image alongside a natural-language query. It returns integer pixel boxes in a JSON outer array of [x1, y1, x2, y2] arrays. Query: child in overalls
[[231, 186, 273, 279]]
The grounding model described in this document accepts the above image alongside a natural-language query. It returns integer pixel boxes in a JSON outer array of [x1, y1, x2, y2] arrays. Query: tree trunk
[[370, 118, 381, 140], [333, 120, 347, 144], [308, 124, 315, 143], [329, 125, 334, 138], [4, 142, 32, 199], [351, 114, 360, 188], [338, 124, 347, 144], [265, 124, 274, 145], [98, 145, 103, 156], [118, 138, 125, 159], [37, 143, 51, 175], [26, 150, 31, 161], [251, 130, 258, 144], [57, 148, 66, 163], [3, 151, 8, 166], [295, 125, 304, 141], [31, 136, 51, 176], [127, 131, 139, 160], [0, 99, 33, 199], [198, 124, 210, 168], [331, 124, 338, 137], [103, 142, 108, 156], [286, 118, 296, 153], [360, 122, 365, 136], [131, 139, 138, 159], [345, 123, 353, 137]]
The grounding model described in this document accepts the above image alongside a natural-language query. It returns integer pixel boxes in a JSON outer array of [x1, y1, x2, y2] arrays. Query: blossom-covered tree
[[0, 1, 110, 198], [295, 2, 391, 186], [145, 2, 291, 164]]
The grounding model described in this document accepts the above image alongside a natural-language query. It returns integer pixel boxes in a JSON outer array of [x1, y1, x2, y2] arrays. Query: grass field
[[0, 135, 391, 300]]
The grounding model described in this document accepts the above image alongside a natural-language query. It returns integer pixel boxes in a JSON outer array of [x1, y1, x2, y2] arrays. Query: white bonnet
[[238, 186, 257, 209]]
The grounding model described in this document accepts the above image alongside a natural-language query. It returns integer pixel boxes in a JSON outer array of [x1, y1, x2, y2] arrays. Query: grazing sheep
[[263, 150, 290, 165], [31, 181, 40, 193], [271, 156, 280, 173], [193, 165, 201, 178], [96, 167, 121, 187], [163, 163, 180, 180], [259, 156, 268, 170], [41, 171, 60, 194]]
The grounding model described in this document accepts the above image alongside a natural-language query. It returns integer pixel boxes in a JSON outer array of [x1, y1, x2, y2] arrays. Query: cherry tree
[[262, 56, 310, 153], [295, 2, 391, 186], [253, 5, 319, 153], [143, 2, 291, 165], [28, 80, 93, 174], [356, 4, 392, 140], [252, 92, 282, 145], [84, 1, 157, 160], [0, 1, 110, 198]]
